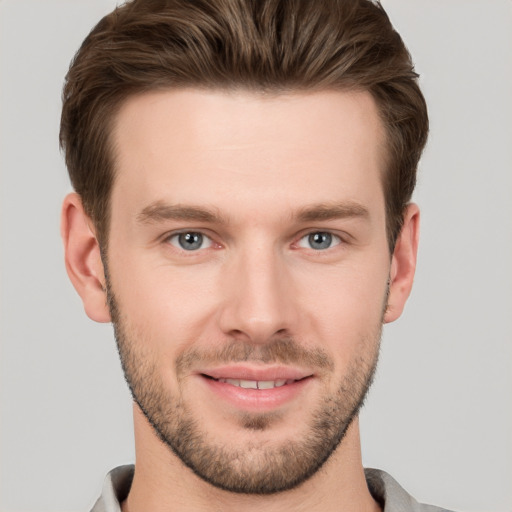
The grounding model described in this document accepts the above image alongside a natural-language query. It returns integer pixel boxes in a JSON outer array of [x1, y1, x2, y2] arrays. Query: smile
[[199, 370, 313, 412], [215, 378, 297, 389]]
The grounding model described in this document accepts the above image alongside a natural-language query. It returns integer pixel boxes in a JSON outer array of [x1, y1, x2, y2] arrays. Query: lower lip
[[200, 376, 312, 412]]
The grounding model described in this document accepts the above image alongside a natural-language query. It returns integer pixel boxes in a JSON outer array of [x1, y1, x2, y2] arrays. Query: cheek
[[108, 239, 390, 357], [297, 259, 389, 324], [110, 255, 221, 339], [293, 259, 387, 369]]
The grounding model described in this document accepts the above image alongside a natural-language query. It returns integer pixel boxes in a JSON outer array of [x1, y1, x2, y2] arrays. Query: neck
[[122, 405, 380, 512]]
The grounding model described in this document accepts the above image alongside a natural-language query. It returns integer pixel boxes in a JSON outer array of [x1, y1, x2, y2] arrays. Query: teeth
[[240, 380, 258, 389], [217, 378, 294, 389], [257, 380, 275, 389]]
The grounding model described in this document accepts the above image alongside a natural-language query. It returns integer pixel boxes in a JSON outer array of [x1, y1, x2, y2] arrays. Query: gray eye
[[309, 232, 332, 250], [169, 232, 212, 251], [298, 232, 341, 250]]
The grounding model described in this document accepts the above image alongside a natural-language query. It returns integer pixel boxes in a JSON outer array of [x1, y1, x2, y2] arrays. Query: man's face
[[106, 89, 392, 493]]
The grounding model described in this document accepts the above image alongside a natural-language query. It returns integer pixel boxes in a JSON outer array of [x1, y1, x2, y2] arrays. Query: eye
[[297, 232, 341, 250], [167, 232, 213, 251]]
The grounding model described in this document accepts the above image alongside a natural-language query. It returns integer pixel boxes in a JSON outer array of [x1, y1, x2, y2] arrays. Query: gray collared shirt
[[91, 465, 453, 512]]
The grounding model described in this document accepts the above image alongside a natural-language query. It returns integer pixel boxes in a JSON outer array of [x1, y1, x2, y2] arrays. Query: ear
[[61, 193, 111, 323], [384, 203, 420, 324]]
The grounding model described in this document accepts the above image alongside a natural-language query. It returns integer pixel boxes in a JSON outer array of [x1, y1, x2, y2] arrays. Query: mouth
[[197, 367, 314, 411], [202, 375, 305, 389]]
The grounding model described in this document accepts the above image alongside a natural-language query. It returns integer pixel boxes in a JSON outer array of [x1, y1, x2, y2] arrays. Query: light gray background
[[1, 1, 511, 511]]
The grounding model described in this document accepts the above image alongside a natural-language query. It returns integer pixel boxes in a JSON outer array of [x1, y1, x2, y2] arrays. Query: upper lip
[[198, 365, 313, 382]]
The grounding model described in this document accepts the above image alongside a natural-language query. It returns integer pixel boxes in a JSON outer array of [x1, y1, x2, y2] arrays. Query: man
[[59, 0, 448, 510]]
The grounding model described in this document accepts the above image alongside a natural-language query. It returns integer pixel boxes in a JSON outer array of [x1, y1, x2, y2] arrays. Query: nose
[[217, 243, 299, 344]]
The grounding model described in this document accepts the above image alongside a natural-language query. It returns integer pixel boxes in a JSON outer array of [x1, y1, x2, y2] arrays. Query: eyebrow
[[137, 200, 370, 225], [295, 202, 370, 222], [137, 202, 226, 224]]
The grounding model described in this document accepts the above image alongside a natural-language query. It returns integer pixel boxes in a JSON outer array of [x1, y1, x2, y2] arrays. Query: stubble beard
[[106, 282, 382, 495]]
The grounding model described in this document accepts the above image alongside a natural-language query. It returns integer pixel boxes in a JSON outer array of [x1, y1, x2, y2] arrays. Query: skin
[[61, 89, 419, 512]]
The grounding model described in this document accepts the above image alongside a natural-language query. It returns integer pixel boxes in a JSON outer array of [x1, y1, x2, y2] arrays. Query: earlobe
[[61, 193, 111, 323], [384, 203, 420, 324]]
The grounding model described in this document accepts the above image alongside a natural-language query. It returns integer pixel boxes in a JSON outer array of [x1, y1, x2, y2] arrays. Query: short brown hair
[[60, 0, 428, 251]]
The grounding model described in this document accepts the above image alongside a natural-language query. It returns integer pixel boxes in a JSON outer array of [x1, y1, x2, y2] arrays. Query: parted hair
[[60, 0, 428, 250]]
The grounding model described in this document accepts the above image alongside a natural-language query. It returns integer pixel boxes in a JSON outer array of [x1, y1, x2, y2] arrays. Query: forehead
[[110, 88, 386, 222]]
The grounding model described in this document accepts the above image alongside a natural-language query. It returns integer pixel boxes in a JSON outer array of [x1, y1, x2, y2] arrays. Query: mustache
[[176, 337, 334, 375]]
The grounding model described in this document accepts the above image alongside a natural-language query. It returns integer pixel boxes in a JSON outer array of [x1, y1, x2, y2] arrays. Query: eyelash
[[163, 229, 346, 253], [165, 231, 216, 252], [296, 232, 342, 251]]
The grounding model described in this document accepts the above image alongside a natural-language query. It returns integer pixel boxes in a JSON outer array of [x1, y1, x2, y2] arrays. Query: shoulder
[[90, 465, 134, 512], [365, 468, 455, 512]]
